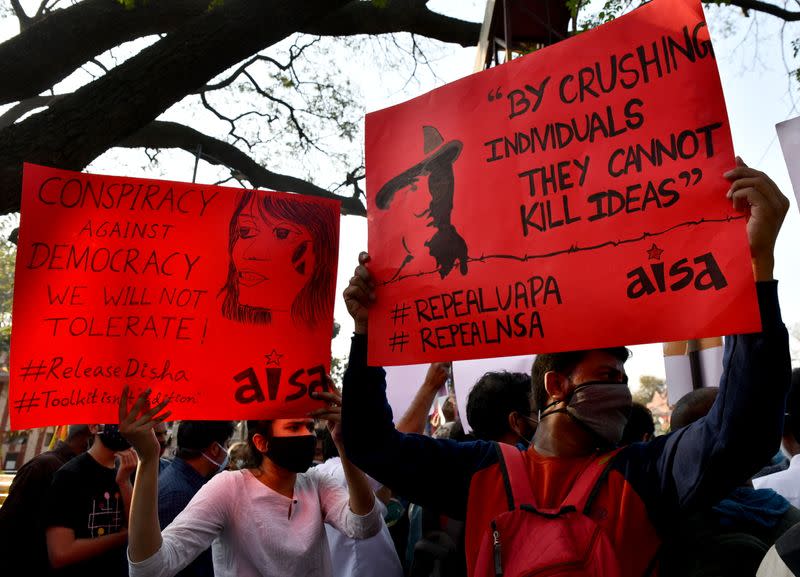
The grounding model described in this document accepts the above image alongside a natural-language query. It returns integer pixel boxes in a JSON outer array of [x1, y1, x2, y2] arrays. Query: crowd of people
[[0, 161, 797, 577]]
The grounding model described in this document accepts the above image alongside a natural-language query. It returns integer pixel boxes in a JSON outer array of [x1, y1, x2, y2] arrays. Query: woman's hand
[[118, 387, 171, 465]]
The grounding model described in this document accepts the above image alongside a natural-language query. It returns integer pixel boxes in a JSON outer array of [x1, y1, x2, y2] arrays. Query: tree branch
[[117, 121, 366, 216], [0, 0, 212, 105], [723, 0, 800, 21], [0, 0, 481, 106], [302, 0, 481, 47], [0, 0, 351, 214], [9, 0, 32, 30], [0, 95, 58, 129]]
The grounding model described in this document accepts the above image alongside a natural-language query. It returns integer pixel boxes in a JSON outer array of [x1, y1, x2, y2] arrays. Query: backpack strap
[[563, 447, 623, 514], [495, 442, 534, 510]]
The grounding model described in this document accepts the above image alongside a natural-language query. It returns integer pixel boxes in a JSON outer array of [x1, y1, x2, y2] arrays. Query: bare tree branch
[[8, 0, 32, 30], [0, 0, 351, 214], [724, 0, 800, 21], [303, 0, 481, 46], [0, 95, 58, 129], [0, 0, 213, 105], [0, 0, 481, 106], [117, 121, 366, 216]]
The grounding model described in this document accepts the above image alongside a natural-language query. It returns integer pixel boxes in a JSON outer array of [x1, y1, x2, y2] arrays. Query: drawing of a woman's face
[[221, 191, 336, 328], [232, 196, 315, 312]]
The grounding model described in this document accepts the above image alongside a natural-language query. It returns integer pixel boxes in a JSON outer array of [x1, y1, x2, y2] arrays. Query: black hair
[[620, 402, 656, 444], [220, 191, 337, 328], [66, 425, 91, 441], [175, 421, 235, 459], [467, 371, 532, 441], [531, 347, 630, 414], [670, 387, 718, 430]]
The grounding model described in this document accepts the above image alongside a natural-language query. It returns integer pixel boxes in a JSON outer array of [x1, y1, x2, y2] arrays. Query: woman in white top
[[119, 387, 382, 577]]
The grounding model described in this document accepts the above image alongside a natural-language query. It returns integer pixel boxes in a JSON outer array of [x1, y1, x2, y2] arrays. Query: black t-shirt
[[45, 452, 128, 577], [0, 442, 76, 575]]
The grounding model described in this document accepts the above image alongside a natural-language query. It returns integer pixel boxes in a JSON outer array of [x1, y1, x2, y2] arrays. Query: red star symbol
[[646, 243, 664, 261], [265, 349, 283, 367]]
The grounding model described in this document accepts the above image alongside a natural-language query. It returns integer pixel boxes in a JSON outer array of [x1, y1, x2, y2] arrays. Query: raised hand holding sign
[[10, 165, 340, 429]]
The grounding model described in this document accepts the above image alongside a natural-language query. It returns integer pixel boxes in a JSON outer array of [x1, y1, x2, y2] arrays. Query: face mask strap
[[539, 406, 568, 421], [201, 442, 229, 470]]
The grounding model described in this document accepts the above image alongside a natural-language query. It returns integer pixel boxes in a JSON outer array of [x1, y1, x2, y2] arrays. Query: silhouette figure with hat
[[376, 125, 469, 279]]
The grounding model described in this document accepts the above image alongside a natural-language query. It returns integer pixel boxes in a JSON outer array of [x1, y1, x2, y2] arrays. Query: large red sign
[[10, 164, 339, 429], [366, 0, 760, 365]]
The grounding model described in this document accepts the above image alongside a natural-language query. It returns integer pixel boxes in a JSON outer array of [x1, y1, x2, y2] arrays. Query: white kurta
[[129, 467, 383, 577], [316, 457, 404, 577], [753, 454, 800, 509]]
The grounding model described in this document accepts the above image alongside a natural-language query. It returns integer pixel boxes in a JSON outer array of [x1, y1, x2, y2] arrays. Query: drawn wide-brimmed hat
[[375, 125, 463, 209]]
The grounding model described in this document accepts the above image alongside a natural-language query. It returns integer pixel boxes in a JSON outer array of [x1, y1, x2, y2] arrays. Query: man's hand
[[725, 157, 790, 281], [423, 362, 451, 391], [118, 387, 170, 465], [115, 448, 137, 487], [343, 252, 374, 334]]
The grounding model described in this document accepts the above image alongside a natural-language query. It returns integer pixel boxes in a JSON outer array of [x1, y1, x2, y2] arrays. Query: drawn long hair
[[221, 191, 336, 328]]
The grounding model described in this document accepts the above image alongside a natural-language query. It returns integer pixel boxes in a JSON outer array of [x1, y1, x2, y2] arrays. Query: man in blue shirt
[[158, 421, 234, 577]]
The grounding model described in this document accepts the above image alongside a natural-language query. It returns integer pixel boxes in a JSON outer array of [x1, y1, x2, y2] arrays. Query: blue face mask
[[202, 442, 230, 475]]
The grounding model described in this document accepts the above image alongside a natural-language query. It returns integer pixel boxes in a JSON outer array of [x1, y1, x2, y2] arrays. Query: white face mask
[[202, 442, 230, 474], [540, 381, 632, 447], [514, 414, 539, 448]]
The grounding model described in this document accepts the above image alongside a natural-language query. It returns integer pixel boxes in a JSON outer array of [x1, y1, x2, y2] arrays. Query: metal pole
[[503, 0, 512, 63]]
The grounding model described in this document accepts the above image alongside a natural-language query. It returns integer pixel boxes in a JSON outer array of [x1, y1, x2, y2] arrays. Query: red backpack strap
[[495, 442, 534, 510], [562, 447, 623, 514]]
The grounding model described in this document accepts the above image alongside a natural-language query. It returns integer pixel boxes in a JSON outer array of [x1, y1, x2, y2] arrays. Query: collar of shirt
[[166, 457, 210, 492]]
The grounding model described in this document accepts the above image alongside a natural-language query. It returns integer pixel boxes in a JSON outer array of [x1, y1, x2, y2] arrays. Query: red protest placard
[[10, 164, 339, 429], [365, 0, 760, 366]]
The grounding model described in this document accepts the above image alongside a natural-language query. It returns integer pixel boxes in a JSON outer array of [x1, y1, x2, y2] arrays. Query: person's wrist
[[752, 254, 775, 281], [423, 378, 443, 391], [136, 452, 160, 466]]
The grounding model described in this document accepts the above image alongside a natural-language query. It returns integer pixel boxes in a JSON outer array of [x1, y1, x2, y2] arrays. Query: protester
[[158, 420, 235, 577], [341, 160, 791, 576], [466, 371, 537, 446], [670, 387, 718, 430], [620, 402, 656, 445], [0, 425, 93, 574], [396, 362, 451, 435], [120, 386, 382, 577], [45, 424, 138, 576], [390, 362, 457, 573], [226, 441, 249, 470], [753, 368, 800, 506], [661, 387, 800, 577], [758, 521, 800, 577], [155, 421, 172, 473], [315, 432, 404, 577]]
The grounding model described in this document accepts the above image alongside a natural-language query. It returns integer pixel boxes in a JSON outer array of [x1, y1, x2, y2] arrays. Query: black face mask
[[265, 435, 316, 473], [98, 424, 131, 452]]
